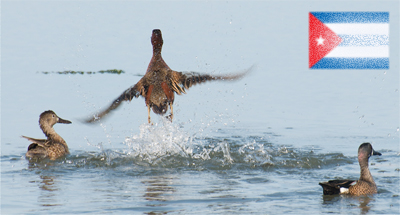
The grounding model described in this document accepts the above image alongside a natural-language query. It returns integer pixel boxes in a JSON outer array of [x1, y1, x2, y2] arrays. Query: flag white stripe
[[338, 35, 389, 46], [326, 46, 389, 58], [325, 23, 389, 35]]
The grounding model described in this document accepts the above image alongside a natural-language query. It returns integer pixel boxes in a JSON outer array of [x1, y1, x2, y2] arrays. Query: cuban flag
[[309, 12, 389, 69]]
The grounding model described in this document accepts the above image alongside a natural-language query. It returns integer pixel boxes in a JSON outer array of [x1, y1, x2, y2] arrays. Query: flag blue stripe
[[311, 12, 389, 23], [311, 58, 389, 69], [338, 35, 389, 46]]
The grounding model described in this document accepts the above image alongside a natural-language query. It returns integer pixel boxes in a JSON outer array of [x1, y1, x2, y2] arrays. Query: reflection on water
[[28, 160, 63, 208], [37, 175, 63, 208], [142, 175, 176, 202], [141, 175, 178, 215], [357, 196, 373, 215], [38, 175, 58, 192], [321, 194, 374, 214]]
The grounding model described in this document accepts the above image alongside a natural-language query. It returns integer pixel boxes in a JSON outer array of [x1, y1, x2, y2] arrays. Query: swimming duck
[[319, 142, 381, 195], [22, 110, 72, 160], [85, 29, 251, 124]]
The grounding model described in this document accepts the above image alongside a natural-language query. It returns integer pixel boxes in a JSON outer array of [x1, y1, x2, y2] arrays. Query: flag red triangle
[[309, 13, 342, 68]]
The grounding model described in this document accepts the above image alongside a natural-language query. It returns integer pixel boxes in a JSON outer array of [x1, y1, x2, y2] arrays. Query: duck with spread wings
[[85, 29, 252, 124]]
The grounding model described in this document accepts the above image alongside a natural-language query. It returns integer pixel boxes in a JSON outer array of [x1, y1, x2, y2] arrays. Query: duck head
[[358, 142, 381, 162], [151, 29, 163, 53], [39, 110, 72, 128]]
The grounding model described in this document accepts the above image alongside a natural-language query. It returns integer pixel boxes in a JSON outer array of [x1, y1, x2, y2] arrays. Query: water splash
[[44, 119, 354, 171], [124, 119, 193, 164], [122, 118, 237, 167]]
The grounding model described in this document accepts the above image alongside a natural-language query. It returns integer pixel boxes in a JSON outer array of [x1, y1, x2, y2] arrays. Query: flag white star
[[316, 35, 325, 45]]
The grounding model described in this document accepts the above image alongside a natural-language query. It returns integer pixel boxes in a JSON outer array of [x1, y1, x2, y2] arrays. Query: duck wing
[[85, 79, 145, 123], [21, 136, 47, 147], [319, 179, 356, 195], [167, 66, 253, 95]]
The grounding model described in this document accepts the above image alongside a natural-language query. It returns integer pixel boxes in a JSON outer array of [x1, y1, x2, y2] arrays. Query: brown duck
[[85, 29, 251, 124], [319, 142, 381, 195], [22, 110, 71, 160]]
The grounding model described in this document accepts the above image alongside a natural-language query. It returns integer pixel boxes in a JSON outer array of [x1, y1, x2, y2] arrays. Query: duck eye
[[52, 114, 55, 118]]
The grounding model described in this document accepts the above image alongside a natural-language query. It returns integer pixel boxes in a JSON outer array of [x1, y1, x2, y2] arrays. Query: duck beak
[[58, 117, 72, 124], [372, 149, 382, 156]]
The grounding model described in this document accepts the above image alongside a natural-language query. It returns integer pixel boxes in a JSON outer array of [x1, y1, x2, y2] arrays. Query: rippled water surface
[[2, 122, 399, 214], [2, 1, 399, 214]]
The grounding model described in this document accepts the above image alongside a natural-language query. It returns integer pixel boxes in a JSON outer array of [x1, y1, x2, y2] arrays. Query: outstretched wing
[[167, 65, 253, 95], [85, 80, 144, 123]]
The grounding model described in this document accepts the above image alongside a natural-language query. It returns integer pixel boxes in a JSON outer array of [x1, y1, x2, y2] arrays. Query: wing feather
[[21, 136, 47, 147], [167, 65, 253, 94], [319, 179, 356, 195]]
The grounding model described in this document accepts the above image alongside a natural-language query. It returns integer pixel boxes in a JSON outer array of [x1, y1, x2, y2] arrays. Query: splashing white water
[[123, 118, 234, 164], [124, 118, 193, 162]]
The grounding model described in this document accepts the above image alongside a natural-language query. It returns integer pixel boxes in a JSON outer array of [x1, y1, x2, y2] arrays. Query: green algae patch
[[40, 69, 125, 75]]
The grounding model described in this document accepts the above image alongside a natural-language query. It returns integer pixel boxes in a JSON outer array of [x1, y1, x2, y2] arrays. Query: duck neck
[[153, 44, 162, 53], [359, 156, 375, 183], [40, 123, 66, 145], [152, 48, 163, 62], [147, 50, 170, 73]]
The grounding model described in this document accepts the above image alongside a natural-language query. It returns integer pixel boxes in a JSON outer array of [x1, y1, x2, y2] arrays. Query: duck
[[22, 110, 72, 160], [85, 29, 252, 124], [319, 142, 381, 195]]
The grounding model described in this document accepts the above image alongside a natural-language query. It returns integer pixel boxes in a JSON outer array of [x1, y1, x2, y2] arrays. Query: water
[[2, 122, 399, 214], [2, 1, 399, 214]]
